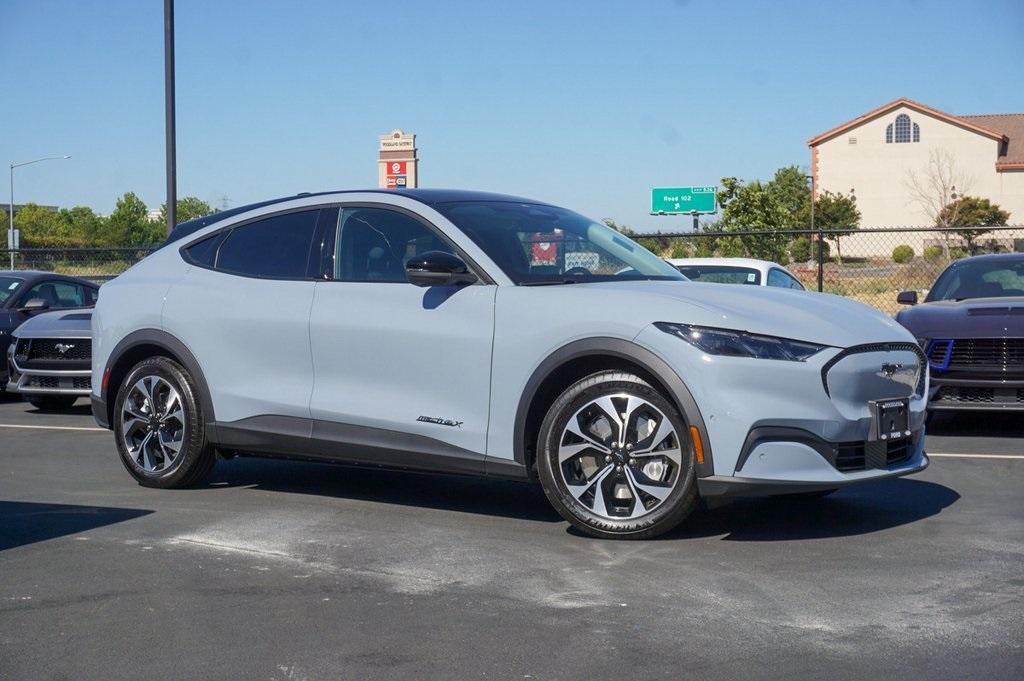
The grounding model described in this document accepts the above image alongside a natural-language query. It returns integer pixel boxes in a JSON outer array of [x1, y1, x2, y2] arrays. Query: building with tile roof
[[808, 98, 1024, 255]]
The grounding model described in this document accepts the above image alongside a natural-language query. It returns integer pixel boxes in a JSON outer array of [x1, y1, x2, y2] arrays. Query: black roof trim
[[163, 189, 552, 245]]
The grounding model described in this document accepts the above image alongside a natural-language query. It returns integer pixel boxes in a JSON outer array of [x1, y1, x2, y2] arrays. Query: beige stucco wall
[[813, 104, 1024, 256]]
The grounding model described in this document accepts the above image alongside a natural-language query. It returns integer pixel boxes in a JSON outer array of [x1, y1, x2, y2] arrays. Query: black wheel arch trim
[[102, 328, 215, 429], [513, 336, 715, 477]]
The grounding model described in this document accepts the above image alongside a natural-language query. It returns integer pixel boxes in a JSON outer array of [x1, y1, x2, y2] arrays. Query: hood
[[896, 296, 1024, 339], [13, 309, 93, 338], [581, 280, 911, 348]]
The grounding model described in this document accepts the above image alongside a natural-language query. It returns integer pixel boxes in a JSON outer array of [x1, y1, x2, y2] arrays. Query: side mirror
[[896, 291, 918, 306], [18, 298, 50, 314], [406, 251, 477, 287]]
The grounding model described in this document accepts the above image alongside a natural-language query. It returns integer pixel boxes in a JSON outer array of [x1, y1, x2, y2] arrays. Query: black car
[[896, 253, 1024, 411], [0, 271, 100, 392]]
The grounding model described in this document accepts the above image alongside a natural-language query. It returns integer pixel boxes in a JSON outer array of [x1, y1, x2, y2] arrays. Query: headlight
[[655, 322, 828, 361]]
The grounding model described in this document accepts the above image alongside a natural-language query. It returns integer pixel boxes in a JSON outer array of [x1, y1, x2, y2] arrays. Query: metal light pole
[[8, 155, 71, 270], [164, 0, 176, 234]]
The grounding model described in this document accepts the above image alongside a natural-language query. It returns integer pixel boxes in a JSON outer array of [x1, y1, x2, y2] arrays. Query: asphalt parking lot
[[1, 396, 1021, 680]]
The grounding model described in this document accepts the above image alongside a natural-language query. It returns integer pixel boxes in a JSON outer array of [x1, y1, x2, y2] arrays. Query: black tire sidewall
[[537, 371, 698, 539], [113, 357, 208, 488]]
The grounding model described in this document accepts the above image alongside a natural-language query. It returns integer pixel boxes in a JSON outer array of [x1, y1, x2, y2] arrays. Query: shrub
[[892, 244, 914, 264], [923, 245, 943, 262], [670, 242, 691, 259], [789, 236, 830, 263]]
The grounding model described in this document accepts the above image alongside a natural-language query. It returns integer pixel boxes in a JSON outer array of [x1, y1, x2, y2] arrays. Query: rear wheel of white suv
[[113, 356, 215, 488], [536, 371, 698, 539]]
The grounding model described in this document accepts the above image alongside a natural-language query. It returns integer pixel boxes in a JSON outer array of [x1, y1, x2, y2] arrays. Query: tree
[[790, 236, 829, 263], [813, 190, 860, 262], [905, 149, 975, 256], [602, 218, 671, 255], [103, 192, 164, 246], [766, 165, 811, 228], [906, 149, 975, 225], [56, 206, 106, 246], [158, 196, 214, 226], [936, 196, 1011, 254], [13, 204, 62, 247], [714, 177, 791, 261]]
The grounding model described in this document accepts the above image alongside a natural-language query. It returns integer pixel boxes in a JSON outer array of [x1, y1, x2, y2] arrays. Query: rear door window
[[216, 210, 320, 279]]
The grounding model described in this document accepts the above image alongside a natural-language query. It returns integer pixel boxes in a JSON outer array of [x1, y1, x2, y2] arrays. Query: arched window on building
[[887, 113, 919, 144]]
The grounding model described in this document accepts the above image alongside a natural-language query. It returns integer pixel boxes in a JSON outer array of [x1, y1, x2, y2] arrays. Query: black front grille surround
[[820, 342, 927, 397]]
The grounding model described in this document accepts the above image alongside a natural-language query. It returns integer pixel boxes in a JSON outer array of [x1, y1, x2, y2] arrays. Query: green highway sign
[[651, 186, 717, 215]]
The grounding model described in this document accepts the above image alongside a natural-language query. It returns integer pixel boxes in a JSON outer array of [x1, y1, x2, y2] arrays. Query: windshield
[[676, 265, 760, 285], [0, 276, 24, 305], [926, 257, 1024, 302], [436, 201, 685, 285]]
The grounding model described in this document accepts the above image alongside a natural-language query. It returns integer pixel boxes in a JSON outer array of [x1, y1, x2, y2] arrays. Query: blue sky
[[2, 0, 1022, 230]]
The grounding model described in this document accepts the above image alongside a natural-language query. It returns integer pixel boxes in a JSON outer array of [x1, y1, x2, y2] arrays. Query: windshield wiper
[[520, 279, 580, 286]]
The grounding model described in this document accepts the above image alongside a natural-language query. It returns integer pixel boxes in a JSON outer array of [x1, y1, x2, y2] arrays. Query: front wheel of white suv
[[536, 371, 698, 539], [113, 356, 215, 488]]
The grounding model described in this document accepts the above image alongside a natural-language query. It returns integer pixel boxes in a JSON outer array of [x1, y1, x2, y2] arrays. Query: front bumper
[[634, 326, 929, 492], [7, 355, 92, 396], [698, 429, 928, 497]]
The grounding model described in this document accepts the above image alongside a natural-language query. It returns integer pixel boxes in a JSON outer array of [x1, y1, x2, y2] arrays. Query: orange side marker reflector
[[689, 426, 705, 465]]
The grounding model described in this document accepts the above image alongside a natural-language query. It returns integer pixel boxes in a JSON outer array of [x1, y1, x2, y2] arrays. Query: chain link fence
[[4, 226, 1024, 315], [629, 226, 1024, 315], [1, 247, 158, 283]]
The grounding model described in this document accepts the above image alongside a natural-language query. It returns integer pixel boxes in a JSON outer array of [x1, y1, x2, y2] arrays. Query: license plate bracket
[[870, 398, 911, 441]]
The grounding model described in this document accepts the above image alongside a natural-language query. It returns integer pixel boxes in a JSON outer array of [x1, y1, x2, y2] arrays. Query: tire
[[536, 370, 699, 539], [113, 356, 215, 488], [26, 395, 78, 411]]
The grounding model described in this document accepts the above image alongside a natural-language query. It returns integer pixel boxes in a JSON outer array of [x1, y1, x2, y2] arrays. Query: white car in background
[[668, 257, 805, 290]]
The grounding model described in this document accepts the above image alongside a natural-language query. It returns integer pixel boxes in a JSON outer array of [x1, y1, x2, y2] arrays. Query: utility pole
[[164, 0, 177, 234], [8, 156, 71, 269]]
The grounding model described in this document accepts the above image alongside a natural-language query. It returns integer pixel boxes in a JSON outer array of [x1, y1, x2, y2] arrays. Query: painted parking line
[[929, 452, 1024, 460], [0, 423, 108, 433]]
